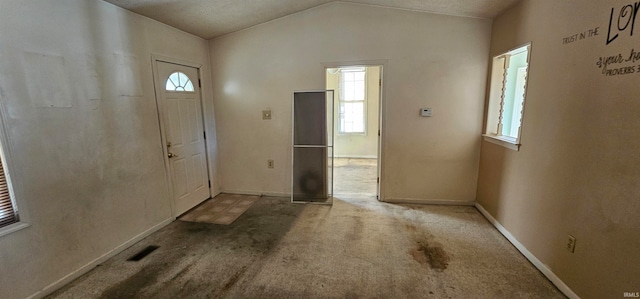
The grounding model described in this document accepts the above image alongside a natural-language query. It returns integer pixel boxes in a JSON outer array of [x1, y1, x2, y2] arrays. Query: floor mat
[[179, 194, 259, 225]]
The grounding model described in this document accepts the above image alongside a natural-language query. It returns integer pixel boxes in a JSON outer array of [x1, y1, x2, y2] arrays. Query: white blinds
[[0, 157, 17, 227]]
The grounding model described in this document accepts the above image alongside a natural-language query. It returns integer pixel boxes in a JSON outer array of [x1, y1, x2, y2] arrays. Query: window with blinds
[[0, 157, 18, 228]]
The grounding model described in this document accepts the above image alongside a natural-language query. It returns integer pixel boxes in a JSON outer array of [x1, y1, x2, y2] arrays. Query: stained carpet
[[47, 195, 565, 299]]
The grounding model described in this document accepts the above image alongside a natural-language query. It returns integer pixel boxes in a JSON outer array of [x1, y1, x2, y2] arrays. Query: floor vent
[[128, 245, 160, 261]]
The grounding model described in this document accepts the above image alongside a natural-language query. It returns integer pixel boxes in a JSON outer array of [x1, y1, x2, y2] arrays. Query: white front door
[[156, 61, 210, 215]]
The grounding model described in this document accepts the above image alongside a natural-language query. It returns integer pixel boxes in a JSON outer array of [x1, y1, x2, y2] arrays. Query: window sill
[[482, 134, 520, 151], [0, 222, 30, 238]]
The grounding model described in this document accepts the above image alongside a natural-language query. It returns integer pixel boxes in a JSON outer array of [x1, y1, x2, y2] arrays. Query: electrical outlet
[[267, 160, 274, 168], [567, 235, 576, 253]]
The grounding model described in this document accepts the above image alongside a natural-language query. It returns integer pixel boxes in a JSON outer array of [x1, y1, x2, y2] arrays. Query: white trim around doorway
[[322, 59, 387, 201]]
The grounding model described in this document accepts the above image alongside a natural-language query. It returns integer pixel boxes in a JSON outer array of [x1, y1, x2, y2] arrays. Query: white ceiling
[[104, 0, 520, 39]]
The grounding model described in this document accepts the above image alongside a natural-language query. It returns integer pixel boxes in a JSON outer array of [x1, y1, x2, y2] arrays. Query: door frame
[[151, 54, 213, 216], [322, 59, 387, 201]]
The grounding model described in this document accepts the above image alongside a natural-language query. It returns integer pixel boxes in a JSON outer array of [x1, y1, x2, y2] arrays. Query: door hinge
[[198, 79, 202, 87], [377, 177, 380, 183], [208, 181, 211, 188], [203, 131, 206, 140], [378, 130, 381, 136], [379, 78, 382, 86]]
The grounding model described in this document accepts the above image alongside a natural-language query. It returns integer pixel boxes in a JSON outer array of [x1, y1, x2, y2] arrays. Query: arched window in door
[[165, 71, 195, 92]]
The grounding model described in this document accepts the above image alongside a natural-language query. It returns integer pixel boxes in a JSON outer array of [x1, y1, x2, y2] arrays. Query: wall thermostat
[[420, 108, 432, 117]]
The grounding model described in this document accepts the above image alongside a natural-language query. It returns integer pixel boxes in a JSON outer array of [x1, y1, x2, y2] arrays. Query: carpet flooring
[[47, 195, 565, 299], [333, 158, 377, 196]]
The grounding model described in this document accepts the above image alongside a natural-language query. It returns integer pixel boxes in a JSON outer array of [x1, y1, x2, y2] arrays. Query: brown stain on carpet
[[346, 216, 364, 241], [170, 263, 195, 281], [410, 241, 450, 271], [405, 224, 417, 232], [221, 266, 249, 292], [405, 224, 450, 271]]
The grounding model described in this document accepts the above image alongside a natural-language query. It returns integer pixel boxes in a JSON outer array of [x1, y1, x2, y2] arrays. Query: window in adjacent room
[[484, 43, 531, 151], [339, 68, 366, 134]]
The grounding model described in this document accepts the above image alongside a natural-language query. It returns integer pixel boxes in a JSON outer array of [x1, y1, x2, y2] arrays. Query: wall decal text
[[606, 2, 640, 45], [596, 48, 640, 76], [563, 27, 600, 45]]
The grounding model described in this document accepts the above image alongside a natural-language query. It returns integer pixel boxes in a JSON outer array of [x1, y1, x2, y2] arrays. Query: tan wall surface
[[209, 2, 491, 201], [477, 1, 640, 297], [0, 1, 217, 298]]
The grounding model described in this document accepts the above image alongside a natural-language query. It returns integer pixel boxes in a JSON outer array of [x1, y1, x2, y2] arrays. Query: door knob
[[168, 152, 178, 158]]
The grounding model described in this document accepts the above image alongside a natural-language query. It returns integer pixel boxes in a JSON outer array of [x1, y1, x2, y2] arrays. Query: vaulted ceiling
[[104, 0, 520, 39]]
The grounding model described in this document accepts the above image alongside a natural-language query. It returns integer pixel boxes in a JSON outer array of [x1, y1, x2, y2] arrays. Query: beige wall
[[0, 1, 217, 298], [209, 2, 491, 201], [326, 66, 380, 158], [477, 0, 640, 298]]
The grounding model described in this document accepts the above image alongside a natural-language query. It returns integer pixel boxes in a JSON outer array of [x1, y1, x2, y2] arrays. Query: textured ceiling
[[104, 0, 520, 39]]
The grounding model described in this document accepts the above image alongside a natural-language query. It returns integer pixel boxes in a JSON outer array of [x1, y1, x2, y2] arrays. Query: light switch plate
[[420, 108, 432, 117], [262, 110, 272, 120]]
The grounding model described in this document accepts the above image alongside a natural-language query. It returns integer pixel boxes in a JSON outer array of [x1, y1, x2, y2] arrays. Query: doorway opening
[[325, 65, 382, 199]]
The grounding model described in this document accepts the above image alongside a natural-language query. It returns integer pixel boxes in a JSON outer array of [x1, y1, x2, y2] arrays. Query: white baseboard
[[474, 203, 580, 299], [221, 189, 290, 198], [27, 217, 175, 299], [384, 198, 476, 206]]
